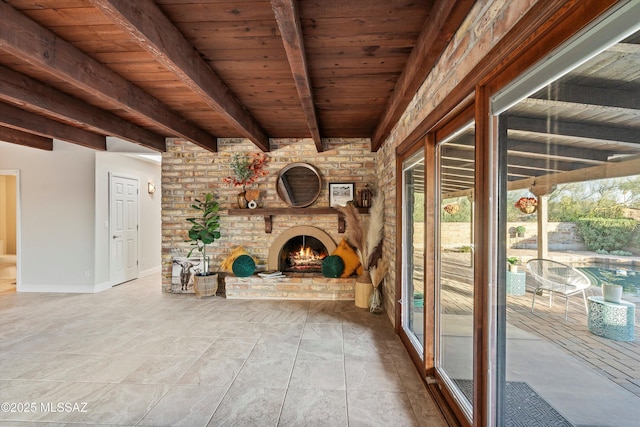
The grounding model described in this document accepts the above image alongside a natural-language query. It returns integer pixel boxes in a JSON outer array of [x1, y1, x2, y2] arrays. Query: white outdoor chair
[[526, 259, 591, 320]]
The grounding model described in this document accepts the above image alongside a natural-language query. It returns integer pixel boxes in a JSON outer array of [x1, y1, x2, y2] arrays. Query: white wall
[[0, 140, 96, 291], [95, 152, 161, 286], [0, 140, 162, 292]]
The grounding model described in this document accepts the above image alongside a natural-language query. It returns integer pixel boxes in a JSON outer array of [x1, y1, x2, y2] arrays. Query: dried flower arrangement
[[223, 152, 269, 192], [337, 194, 385, 279]]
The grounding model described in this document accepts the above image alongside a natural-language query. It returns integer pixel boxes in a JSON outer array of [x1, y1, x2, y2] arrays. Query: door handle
[[112, 234, 122, 239]]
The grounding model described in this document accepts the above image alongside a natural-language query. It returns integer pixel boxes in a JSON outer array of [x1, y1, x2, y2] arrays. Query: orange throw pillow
[[332, 239, 361, 278]]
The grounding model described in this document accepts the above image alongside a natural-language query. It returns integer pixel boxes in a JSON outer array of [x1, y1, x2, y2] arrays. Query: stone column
[[529, 183, 556, 260]]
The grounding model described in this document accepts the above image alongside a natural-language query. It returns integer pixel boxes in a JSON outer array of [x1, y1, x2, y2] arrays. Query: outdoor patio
[[441, 249, 640, 426]]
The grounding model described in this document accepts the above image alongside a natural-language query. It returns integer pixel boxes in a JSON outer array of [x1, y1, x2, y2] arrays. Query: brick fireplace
[[225, 225, 356, 300], [161, 138, 376, 295]]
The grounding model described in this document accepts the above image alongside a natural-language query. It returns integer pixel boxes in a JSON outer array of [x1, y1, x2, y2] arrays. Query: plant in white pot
[[507, 256, 519, 273], [600, 270, 623, 303], [186, 193, 221, 298]]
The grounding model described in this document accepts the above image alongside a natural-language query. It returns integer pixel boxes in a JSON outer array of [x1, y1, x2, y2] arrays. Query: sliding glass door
[[490, 6, 640, 425], [435, 122, 475, 418]]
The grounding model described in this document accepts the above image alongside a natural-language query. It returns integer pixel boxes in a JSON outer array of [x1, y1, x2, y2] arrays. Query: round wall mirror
[[276, 163, 322, 207]]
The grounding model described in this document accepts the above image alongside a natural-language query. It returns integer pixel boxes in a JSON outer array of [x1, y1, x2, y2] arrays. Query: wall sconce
[[147, 182, 156, 194]]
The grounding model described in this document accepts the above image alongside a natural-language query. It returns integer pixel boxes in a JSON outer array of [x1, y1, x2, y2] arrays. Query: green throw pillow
[[232, 254, 256, 277], [322, 255, 345, 278]]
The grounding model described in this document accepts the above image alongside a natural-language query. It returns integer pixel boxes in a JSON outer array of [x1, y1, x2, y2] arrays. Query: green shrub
[[576, 218, 638, 252], [610, 250, 632, 256]]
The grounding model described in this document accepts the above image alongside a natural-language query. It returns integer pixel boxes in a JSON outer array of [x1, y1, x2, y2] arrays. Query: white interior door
[[110, 174, 138, 285]]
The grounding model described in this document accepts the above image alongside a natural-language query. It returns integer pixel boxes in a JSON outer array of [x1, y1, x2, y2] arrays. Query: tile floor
[[0, 273, 447, 426]]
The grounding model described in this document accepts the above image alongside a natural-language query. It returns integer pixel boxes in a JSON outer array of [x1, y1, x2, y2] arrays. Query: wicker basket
[[193, 273, 219, 298]]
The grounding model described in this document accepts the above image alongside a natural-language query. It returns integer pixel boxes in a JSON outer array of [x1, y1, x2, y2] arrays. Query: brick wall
[[375, 1, 539, 323], [161, 1, 542, 323], [161, 138, 376, 292]]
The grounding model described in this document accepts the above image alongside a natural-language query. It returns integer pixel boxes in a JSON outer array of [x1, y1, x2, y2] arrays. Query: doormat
[[453, 379, 573, 426]]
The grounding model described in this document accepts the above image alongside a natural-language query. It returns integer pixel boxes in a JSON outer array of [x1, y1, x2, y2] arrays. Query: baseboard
[[139, 265, 161, 277], [93, 281, 113, 293], [18, 283, 96, 293]]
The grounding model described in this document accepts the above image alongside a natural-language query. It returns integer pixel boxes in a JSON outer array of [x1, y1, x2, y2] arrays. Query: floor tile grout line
[[341, 315, 351, 427], [274, 309, 305, 427]]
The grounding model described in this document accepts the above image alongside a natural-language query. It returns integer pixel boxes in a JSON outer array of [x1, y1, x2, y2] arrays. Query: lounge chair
[[526, 259, 591, 320]]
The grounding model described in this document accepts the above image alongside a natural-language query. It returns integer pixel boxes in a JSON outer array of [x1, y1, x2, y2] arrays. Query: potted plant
[[516, 225, 526, 237], [600, 271, 623, 303], [186, 193, 221, 297], [506, 256, 519, 273], [514, 197, 537, 214], [223, 152, 269, 208]]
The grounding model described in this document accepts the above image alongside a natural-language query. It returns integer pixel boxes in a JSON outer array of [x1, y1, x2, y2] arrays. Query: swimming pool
[[578, 265, 640, 297]]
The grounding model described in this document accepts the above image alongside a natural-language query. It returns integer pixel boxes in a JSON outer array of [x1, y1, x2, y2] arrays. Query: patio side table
[[506, 271, 526, 296], [587, 296, 635, 341]]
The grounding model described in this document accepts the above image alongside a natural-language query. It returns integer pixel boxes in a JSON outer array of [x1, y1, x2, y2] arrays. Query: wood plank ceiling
[[438, 29, 640, 196], [0, 0, 475, 153]]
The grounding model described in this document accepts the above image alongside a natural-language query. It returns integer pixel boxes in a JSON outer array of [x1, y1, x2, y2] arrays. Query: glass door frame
[[400, 146, 427, 356], [431, 105, 477, 425], [396, 139, 430, 374], [392, 1, 627, 426], [483, 3, 640, 426]]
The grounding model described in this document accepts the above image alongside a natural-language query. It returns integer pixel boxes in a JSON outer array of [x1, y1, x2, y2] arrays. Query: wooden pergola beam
[[508, 115, 639, 145], [371, 0, 476, 151], [90, 0, 269, 152], [0, 102, 106, 150], [271, 0, 322, 152], [0, 66, 165, 152], [508, 157, 640, 191], [529, 82, 640, 110], [0, 125, 53, 151], [0, 1, 217, 152]]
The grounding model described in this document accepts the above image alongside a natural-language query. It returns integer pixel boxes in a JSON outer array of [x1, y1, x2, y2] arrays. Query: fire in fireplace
[[279, 235, 328, 272]]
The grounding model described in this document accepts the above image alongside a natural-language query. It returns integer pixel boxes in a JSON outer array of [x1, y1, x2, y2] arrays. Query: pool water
[[578, 266, 640, 297]]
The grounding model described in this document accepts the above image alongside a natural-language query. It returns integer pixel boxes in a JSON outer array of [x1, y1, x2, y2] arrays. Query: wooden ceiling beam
[[271, 0, 322, 152], [90, 0, 269, 152], [0, 1, 217, 152], [0, 66, 165, 152], [371, 0, 476, 151], [0, 125, 53, 151], [0, 102, 106, 150]]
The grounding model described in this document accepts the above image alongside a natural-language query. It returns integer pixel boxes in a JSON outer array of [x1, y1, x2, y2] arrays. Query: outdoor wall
[[376, 0, 541, 324], [0, 140, 96, 291], [439, 221, 587, 251], [161, 138, 376, 292]]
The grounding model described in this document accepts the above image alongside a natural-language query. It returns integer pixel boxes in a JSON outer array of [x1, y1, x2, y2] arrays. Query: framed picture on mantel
[[329, 182, 354, 207]]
